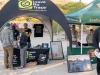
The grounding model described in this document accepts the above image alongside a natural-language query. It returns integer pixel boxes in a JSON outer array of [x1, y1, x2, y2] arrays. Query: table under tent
[[65, 0, 100, 64]]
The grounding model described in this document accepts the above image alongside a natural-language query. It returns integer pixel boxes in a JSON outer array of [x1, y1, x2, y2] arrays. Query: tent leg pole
[[57, 24, 59, 40], [81, 24, 83, 54]]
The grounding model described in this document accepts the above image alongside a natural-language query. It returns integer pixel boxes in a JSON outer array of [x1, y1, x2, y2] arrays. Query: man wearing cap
[[0, 23, 15, 70]]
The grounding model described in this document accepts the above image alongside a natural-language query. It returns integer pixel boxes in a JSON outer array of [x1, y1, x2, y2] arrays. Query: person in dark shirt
[[23, 23, 32, 48], [12, 24, 20, 48], [93, 27, 100, 75]]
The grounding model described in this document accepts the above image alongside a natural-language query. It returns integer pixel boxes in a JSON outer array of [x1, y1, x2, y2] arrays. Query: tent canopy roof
[[65, 0, 100, 25]]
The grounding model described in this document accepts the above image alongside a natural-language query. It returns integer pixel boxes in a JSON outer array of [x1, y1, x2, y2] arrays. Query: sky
[[72, 0, 94, 4], [82, 0, 94, 3]]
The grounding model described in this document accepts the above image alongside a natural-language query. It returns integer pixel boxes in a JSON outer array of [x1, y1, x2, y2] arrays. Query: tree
[[56, 2, 86, 14], [12, 16, 41, 23]]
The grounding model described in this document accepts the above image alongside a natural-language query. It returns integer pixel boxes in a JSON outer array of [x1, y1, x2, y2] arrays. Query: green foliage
[[56, 2, 86, 14], [52, 21, 64, 33], [13, 16, 41, 22], [52, 21, 57, 33]]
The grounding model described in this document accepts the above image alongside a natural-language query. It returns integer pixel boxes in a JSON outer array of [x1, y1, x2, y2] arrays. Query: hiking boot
[[9, 67, 16, 70], [5, 66, 9, 69]]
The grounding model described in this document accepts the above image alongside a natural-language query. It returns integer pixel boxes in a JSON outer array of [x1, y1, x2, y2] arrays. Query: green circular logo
[[18, 0, 32, 9]]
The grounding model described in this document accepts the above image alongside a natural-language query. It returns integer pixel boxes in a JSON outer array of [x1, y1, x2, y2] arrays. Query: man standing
[[71, 25, 78, 45], [93, 27, 100, 75], [86, 29, 94, 46], [0, 23, 15, 70], [15, 23, 32, 48], [23, 23, 32, 48]]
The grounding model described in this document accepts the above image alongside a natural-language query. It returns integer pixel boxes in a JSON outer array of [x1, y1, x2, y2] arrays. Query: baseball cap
[[13, 23, 17, 27], [5, 23, 11, 27]]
